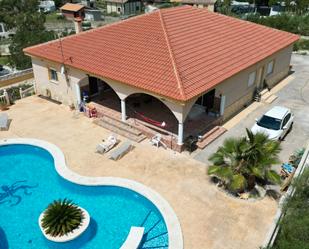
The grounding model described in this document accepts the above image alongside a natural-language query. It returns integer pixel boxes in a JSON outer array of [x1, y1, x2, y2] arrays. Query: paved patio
[[0, 96, 277, 249]]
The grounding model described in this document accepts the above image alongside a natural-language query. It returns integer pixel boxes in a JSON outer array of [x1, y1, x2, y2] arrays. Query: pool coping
[[0, 138, 183, 249]]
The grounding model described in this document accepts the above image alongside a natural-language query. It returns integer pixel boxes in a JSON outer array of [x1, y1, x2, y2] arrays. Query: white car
[[251, 106, 294, 141]]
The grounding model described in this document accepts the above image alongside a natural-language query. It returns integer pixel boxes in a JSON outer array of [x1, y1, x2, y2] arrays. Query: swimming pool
[[0, 140, 179, 249]]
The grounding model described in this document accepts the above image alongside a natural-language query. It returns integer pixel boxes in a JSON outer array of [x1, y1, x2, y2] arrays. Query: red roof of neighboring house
[[24, 6, 299, 102], [60, 3, 84, 12]]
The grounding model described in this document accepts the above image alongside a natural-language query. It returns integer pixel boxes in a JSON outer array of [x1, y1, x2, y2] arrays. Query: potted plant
[[39, 199, 90, 242]]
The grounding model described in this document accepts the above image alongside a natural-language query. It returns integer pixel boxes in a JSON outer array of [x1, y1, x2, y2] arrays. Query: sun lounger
[[0, 113, 9, 131], [96, 134, 118, 154], [109, 140, 133, 161]]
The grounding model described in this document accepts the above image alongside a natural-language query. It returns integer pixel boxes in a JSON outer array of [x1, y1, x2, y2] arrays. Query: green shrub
[[246, 13, 309, 36], [269, 169, 309, 249], [293, 39, 309, 51], [41, 199, 84, 237]]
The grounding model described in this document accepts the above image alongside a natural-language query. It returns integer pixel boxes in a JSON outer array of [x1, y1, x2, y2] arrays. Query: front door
[[203, 89, 215, 110], [256, 67, 264, 90], [88, 77, 99, 96]]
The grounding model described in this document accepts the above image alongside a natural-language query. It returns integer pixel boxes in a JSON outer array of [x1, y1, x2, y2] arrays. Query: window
[[267, 60, 274, 75], [117, 7, 121, 13], [248, 71, 256, 87], [49, 69, 58, 82], [136, 6, 140, 11], [282, 113, 291, 128], [257, 115, 281, 130]]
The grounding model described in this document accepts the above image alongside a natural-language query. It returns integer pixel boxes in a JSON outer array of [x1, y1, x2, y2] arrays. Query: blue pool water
[[0, 144, 168, 249]]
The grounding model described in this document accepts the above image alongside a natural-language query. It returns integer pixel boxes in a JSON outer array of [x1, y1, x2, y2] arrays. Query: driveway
[[194, 54, 309, 165]]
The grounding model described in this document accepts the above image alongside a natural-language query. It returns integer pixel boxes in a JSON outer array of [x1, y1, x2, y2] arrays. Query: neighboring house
[[80, 0, 96, 8], [170, 0, 217, 11], [24, 6, 298, 150], [39, 1, 56, 13], [60, 3, 86, 33], [84, 9, 103, 21], [106, 0, 142, 15]]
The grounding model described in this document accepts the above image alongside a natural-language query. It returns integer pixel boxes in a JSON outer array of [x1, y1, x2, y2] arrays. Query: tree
[[0, 0, 55, 69], [208, 129, 281, 194]]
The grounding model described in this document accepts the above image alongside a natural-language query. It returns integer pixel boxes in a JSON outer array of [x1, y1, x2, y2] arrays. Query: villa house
[[170, 0, 217, 11], [105, 0, 142, 16], [24, 6, 298, 150]]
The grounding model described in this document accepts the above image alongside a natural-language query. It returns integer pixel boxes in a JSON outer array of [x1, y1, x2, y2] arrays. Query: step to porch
[[260, 89, 277, 103], [93, 116, 147, 143], [196, 126, 227, 149]]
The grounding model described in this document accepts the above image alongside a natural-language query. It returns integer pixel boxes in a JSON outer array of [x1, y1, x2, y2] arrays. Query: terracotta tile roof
[[60, 3, 84, 12], [24, 6, 299, 102]]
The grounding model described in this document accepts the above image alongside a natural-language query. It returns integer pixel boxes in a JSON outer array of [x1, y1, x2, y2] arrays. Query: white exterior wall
[[31, 57, 190, 124], [107, 2, 124, 14], [214, 44, 293, 120]]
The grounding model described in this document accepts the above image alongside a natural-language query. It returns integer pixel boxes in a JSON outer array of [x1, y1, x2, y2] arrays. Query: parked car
[[251, 106, 294, 140]]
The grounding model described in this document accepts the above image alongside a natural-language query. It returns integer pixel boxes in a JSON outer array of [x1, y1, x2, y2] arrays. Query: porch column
[[75, 83, 81, 106], [220, 95, 226, 116], [121, 99, 126, 122], [177, 122, 184, 145]]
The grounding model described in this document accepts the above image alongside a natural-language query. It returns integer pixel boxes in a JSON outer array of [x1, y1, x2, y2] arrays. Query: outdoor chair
[[96, 134, 118, 154], [109, 140, 133, 160], [0, 113, 9, 131], [150, 134, 167, 149]]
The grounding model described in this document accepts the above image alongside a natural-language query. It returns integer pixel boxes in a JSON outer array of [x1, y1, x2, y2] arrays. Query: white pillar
[[75, 83, 81, 106], [4, 90, 10, 105], [220, 95, 226, 116], [177, 122, 184, 145], [121, 99, 126, 122], [19, 88, 23, 99]]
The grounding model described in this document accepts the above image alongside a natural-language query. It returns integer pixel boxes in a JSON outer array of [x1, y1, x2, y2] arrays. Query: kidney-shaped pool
[[0, 143, 171, 249]]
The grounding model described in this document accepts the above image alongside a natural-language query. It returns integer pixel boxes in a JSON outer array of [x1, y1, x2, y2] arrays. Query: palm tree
[[208, 129, 281, 194], [41, 199, 84, 237]]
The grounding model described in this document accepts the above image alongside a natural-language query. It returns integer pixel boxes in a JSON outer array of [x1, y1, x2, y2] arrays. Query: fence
[[262, 143, 309, 248], [19, 85, 35, 99]]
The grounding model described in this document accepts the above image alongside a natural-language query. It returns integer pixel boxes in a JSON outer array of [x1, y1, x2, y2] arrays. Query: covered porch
[[76, 76, 226, 151]]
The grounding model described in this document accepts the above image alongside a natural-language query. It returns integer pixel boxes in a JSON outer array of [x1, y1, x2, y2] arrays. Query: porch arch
[[76, 76, 122, 104]]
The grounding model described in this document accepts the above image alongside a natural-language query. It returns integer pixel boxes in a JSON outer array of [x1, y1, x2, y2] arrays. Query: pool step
[[139, 211, 169, 249]]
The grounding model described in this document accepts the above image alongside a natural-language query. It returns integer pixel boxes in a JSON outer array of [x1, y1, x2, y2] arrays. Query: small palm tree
[[208, 129, 281, 194], [41, 199, 84, 237]]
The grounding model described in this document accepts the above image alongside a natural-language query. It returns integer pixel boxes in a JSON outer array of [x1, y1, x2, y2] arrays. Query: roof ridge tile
[[158, 9, 186, 100]]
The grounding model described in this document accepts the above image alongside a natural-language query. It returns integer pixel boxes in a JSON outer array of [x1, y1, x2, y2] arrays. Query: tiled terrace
[[90, 92, 222, 150], [0, 96, 278, 249]]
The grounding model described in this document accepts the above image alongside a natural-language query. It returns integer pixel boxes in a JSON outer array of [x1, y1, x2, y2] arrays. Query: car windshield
[[257, 115, 281, 130]]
